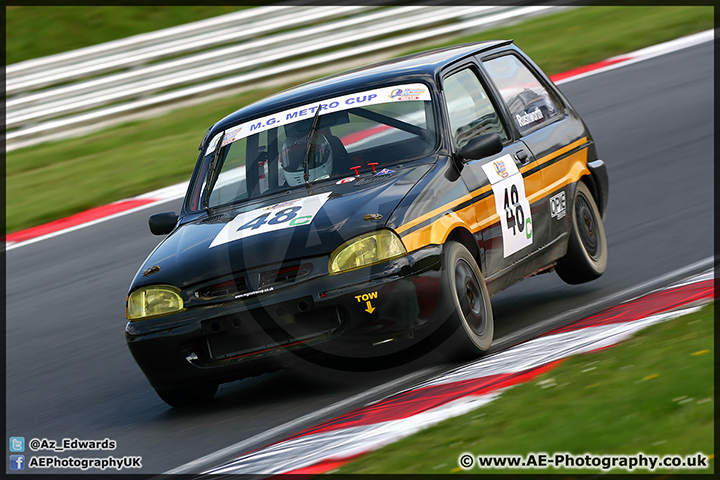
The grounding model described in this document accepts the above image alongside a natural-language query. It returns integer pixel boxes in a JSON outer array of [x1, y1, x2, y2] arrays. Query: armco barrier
[[6, 5, 561, 151]]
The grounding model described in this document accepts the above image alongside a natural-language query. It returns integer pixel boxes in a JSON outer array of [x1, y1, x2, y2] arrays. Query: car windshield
[[188, 83, 437, 211]]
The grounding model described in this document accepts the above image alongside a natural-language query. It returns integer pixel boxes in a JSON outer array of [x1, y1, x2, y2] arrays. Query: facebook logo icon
[[9, 455, 25, 470]]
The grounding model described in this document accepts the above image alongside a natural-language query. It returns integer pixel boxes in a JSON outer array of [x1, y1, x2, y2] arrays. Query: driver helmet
[[279, 131, 333, 185]]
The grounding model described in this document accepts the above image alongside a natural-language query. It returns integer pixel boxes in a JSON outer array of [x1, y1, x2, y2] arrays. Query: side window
[[483, 55, 561, 134], [443, 68, 508, 149]]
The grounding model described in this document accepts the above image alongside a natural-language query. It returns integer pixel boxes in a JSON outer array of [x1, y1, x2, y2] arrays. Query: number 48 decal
[[503, 184, 532, 239], [238, 206, 312, 231], [482, 156, 533, 257], [210, 192, 331, 248]]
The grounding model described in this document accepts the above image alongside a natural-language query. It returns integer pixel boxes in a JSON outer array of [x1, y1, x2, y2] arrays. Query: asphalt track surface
[[5, 41, 713, 475]]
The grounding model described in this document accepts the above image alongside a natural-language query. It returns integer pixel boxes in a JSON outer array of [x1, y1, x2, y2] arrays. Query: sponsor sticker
[[235, 287, 274, 300], [262, 199, 301, 212], [336, 176, 356, 185], [516, 107, 544, 128], [550, 191, 566, 219], [210, 192, 331, 247], [493, 159, 509, 179], [389, 87, 427, 101], [221, 125, 244, 147], [206, 83, 431, 152], [374, 168, 395, 176], [481, 155, 533, 257], [205, 132, 223, 156]]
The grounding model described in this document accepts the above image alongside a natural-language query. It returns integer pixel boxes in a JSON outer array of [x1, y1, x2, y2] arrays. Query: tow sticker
[[481, 155, 533, 257], [209, 192, 331, 248], [355, 291, 378, 314]]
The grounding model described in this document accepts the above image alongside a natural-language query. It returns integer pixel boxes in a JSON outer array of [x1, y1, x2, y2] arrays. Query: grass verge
[[5, 6, 713, 234], [335, 302, 714, 474]]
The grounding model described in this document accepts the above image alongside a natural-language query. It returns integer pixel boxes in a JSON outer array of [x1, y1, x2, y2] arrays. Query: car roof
[[212, 40, 512, 133]]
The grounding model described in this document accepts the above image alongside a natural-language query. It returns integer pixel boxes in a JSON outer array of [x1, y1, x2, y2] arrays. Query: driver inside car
[[278, 130, 334, 185]]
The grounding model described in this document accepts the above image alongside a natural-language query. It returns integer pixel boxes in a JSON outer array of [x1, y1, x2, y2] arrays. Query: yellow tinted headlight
[[127, 285, 184, 321], [329, 230, 406, 275]]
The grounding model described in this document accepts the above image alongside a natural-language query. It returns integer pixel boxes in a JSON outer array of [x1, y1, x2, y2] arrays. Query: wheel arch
[[445, 227, 483, 274], [584, 159, 609, 219]]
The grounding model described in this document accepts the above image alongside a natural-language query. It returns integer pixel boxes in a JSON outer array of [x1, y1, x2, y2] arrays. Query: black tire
[[155, 382, 218, 408], [556, 181, 608, 285], [438, 242, 494, 362]]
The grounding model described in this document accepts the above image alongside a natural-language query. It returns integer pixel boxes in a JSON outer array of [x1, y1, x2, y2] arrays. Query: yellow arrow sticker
[[355, 291, 378, 314]]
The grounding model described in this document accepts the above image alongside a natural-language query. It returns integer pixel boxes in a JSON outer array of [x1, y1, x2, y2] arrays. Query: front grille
[[191, 262, 315, 304], [199, 305, 342, 361], [196, 276, 248, 300], [258, 263, 313, 288]]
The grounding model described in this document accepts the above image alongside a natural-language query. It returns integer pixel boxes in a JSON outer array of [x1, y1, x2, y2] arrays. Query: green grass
[[336, 303, 715, 474], [5, 6, 713, 234], [5, 6, 250, 65]]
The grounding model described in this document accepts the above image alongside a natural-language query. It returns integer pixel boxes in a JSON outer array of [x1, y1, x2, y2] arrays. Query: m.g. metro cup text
[[458, 452, 710, 471], [28, 455, 142, 471]]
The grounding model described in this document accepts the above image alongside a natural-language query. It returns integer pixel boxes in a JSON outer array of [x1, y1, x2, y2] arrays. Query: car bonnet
[[130, 163, 431, 292]]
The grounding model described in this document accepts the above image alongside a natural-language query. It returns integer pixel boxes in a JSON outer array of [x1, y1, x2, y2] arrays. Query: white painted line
[[493, 257, 714, 349], [6, 29, 714, 252], [556, 29, 714, 85], [5, 194, 183, 252], [205, 391, 505, 475], [162, 366, 443, 475]]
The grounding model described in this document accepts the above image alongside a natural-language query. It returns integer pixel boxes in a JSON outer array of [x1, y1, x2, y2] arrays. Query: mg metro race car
[[126, 40, 608, 407]]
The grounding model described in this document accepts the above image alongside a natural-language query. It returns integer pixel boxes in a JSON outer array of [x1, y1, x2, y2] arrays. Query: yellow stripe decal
[[399, 139, 590, 252], [396, 138, 587, 235]]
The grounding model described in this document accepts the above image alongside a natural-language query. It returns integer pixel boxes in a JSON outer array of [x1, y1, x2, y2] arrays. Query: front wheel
[[437, 242, 494, 362], [556, 181, 608, 285]]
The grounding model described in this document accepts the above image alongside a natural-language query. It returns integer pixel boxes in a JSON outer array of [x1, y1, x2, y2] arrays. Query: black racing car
[[126, 40, 608, 407]]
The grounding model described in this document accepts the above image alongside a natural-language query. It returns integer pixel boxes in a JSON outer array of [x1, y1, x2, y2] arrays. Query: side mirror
[[149, 212, 178, 236], [460, 133, 503, 161]]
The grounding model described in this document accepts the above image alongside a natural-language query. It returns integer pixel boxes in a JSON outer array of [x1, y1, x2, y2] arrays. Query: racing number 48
[[504, 184, 524, 235], [503, 184, 532, 240], [238, 206, 311, 231]]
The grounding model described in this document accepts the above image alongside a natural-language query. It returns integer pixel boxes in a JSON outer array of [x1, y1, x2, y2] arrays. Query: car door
[[479, 50, 590, 252], [440, 63, 550, 284]]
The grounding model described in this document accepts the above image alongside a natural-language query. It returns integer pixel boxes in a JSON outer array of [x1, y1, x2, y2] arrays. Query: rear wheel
[[155, 382, 218, 408], [556, 181, 608, 284], [438, 242, 494, 362]]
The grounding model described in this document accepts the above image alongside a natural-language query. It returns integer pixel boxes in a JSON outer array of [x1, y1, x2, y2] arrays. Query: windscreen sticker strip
[[209, 192, 332, 248], [216, 83, 431, 149], [481, 155, 533, 257]]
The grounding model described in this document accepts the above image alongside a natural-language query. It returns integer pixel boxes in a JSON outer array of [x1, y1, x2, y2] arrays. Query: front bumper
[[126, 245, 446, 390]]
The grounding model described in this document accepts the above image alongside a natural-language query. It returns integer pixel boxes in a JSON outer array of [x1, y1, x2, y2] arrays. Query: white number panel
[[210, 192, 331, 248], [481, 155, 533, 257]]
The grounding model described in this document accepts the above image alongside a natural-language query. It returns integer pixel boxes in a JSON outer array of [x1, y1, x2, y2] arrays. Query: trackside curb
[[196, 270, 713, 475]]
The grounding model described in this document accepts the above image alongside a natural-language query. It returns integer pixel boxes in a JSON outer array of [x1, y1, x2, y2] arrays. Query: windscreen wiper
[[302, 104, 323, 185]]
